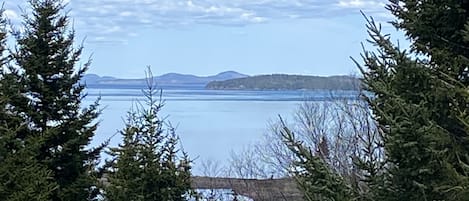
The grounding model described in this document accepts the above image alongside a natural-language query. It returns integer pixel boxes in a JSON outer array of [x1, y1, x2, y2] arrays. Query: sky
[[3, 0, 406, 78]]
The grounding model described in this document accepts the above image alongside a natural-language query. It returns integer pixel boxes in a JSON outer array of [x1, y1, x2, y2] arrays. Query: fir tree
[[4, 0, 104, 200], [104, 69, 193, 201]]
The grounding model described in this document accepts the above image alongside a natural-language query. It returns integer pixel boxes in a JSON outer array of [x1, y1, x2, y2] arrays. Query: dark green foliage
[[387, 4, 469, 191], [355, 1, 469, 200], [0, 7, 5, 64], [0, 132, 58, 201], [357, 18, 452, 200], [388, 0, 469, 84], [104, 70, 193, 201], [282, 1, 469, 201], [0, 5, 57, 201], [206, 74, 360, 90], [0, 1, 104, 200]]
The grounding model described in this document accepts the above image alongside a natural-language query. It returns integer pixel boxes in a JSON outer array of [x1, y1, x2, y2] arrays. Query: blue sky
[[3, 0, 404, 78]]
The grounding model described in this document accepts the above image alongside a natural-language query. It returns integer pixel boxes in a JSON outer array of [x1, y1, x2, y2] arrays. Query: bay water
[[84, 87, 358, 172]]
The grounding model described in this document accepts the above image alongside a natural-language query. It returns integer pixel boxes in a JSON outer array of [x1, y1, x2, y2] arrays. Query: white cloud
[[337, 0, 385, 9], [5, 0, 390, 44], [240, 12, 267, 23], [119, 11, 134, 17], [3, 9, 19, 21], [89, 36, 128, 45], [102, 25, 122, 34]]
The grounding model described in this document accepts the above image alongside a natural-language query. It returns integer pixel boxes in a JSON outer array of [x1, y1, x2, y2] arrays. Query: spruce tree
[[283, 1, 469, 200], [280, 119, 352, 201], [0, 6, 57, 201], [104, 69, 193, 201], [386, 2, 469, 180], [4, 0, 104, 200], [356, 1, 469, 200], [0, 132, 58, 201], [388, 0, 469, 82]]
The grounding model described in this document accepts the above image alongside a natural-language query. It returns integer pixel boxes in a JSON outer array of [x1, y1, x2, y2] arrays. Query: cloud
[[337, 0, 384, 8], [3, 9, 19, 21], [5, 0, 390, 44], [89, 36, 128, 45], [119, 11, 134, 17]]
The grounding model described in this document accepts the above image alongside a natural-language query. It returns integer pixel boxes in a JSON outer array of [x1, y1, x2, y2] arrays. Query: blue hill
[[82, 71, 249, 88]]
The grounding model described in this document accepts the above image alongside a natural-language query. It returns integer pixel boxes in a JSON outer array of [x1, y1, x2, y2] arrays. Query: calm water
[[84, 87, 358, 171]]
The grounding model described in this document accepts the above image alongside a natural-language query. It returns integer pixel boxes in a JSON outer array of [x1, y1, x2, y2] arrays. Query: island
[[205, 74, 361, 91]]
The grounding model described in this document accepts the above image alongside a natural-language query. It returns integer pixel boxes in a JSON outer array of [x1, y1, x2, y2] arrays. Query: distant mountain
[[82, 74, 116, 84], [207, 71, 247, 80], [154, 71, 247, 84], [205, 74, 361, 91], [81, 71, 249, 88]]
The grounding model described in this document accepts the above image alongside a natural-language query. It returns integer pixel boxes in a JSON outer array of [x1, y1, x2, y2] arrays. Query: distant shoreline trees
[[206, 74, 360, 91]]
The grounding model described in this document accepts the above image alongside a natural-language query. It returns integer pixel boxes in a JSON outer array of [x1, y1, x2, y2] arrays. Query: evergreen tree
[[280, 119, 353, 201], [0, 5, 57, 201], [104, 69, 193, 201], [386, 1, 469, 181], [388, 0, 469, 82], [355, 1, 469, 200], [282, 1, 469, 200], [4, 0, 104, 200], [0, 131, 58, 201]]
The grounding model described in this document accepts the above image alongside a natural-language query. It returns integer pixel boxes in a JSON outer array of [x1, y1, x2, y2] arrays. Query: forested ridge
[[206, 74, 360, 90]]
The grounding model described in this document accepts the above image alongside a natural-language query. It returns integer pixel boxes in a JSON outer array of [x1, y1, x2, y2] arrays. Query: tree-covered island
[[205, 74, 360, 90]]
